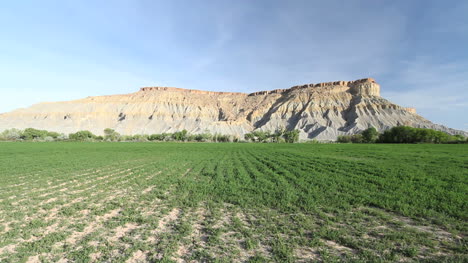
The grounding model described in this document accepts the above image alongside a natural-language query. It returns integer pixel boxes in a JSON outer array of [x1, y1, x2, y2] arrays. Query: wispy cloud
[[382, 57, 468, 129]]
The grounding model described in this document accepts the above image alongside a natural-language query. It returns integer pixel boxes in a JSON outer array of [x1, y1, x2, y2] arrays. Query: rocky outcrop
[[404, 107, 417, 114], [0, 78, 465, 140]]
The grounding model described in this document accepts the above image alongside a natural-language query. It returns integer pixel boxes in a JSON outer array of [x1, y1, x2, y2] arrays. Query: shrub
[[172, 130, 188, 141], [69, 130, 97, 141], [351, 134, 364, 143], [103, 128, 120, 141], [149, 134, 167, 141], [252, 131, 269, 142], [213, 133, 231, 142], [194, 133, 212, 142], [21, 128, 50, 140], [378, 126, 452, 144], [283, 129, 300, 143], [123, 134, 148, 142], [362, 127, 378, 143], [272, 127, 286, 143], [44, 136, 55, 142], [0, 129, 23, 141], [244, 133, 255, 142], [338, 134, 368, 143], [57, 134, 69, 141], [337, 135, 352, 143]]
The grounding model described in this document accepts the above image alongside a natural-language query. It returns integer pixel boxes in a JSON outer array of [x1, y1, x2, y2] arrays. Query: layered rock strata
[[0, 78, 465, 140]]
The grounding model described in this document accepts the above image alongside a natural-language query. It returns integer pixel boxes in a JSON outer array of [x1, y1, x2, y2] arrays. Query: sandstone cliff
[[0, 78, 465, 140]]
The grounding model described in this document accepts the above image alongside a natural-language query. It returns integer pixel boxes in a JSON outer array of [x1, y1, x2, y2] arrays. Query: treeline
[[2, 126, 465, 144], [0, 128, 239, 142], [337, 126, 467, 144], [0, 128, 300, 143], [244, 129, 300, 143]]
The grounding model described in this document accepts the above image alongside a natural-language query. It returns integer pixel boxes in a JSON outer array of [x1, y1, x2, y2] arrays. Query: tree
[[130, 134, 148, 142], [377, 126, 453, 144], [272, 127, 286, 143], [69, 130, 96, 141], [47, 131, 60, 139], [213, 134, 231, 142], [149, 134, 167, 141], [0, 129, 23, 141], [252, 131, 268, 142], [194, 133, 212, 142], [244, 133, 255, 142], [21, 128, 48, 140], [284, 129, 300, 143], [172, 130, 188, 141], [337, 135, 352, 143], [104, 128, 120, 141], [350, 134, 364, 143], [362, 127, 378, 143]]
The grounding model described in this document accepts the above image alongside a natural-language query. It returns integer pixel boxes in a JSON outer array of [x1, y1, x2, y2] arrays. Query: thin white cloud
[[382, 57, 468, 129]]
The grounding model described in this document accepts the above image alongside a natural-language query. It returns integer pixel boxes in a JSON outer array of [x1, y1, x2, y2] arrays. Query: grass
[[0, 142, 466, 262]]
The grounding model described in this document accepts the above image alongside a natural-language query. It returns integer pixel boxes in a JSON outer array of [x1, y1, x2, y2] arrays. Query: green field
[[0, 143, 466, 262]]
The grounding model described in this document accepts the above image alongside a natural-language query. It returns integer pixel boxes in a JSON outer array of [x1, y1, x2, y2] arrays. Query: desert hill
[[0, 78, 465, 140]]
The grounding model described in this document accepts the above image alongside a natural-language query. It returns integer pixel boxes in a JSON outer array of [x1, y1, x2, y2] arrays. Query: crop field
[[0, 143, 466, 262]]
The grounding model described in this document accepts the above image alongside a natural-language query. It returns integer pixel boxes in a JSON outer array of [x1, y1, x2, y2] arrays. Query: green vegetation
[[361, 127, 378, 143], [0, 128, 301, 143], [2, 126, 465, 144], [338, 126, 467, 144], [0, 142, 466, 262], [244, 129, 300, 143], [104, 128, 120, 141], [69, 130, 98, 141], [379, 126, 466, 143]]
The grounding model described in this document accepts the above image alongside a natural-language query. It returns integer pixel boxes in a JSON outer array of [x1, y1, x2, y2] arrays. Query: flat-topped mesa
[[347, 78, 380, 96], [248, 78, 380, 97], [139, 86, 246, 96]]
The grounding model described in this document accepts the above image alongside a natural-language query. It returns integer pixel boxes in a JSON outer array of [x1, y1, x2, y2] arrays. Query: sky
[[0, 0, 467, 130]]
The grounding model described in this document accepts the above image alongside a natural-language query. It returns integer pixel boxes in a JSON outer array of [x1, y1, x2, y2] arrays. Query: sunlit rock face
[[0, 78, 465, 140]]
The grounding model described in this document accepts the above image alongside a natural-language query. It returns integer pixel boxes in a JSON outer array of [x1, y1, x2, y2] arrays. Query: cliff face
[[0, 78, 465, 140]]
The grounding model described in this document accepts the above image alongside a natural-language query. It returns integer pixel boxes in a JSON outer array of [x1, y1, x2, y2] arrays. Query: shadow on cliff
[[338, 95, 362, 132], [252, 91, 311, 131]]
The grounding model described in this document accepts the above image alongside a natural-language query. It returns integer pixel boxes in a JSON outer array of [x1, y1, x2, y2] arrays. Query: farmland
[[0, 143, 466, 262]]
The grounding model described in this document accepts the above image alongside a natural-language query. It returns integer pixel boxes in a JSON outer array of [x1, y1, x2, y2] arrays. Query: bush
[[252, 131, 269, 142], [194, 133, 212, 142], [337, 126, 461, 144], [133, 135, 149, 142], [337, 134, 364, 143], [44, 136, 55, 142], [351, 134, 364, 143], [69, 130, 97, 141], [148, 134, 167, 141], [378, 126, 453, 144], [57, 134, 69, 141], [245, 129, 299, 143], [21, 128, 57, 140], [244, 133, 255, 142], [337, 135, 352, 143], [172, 130, 188, 141], [0, 129, 23, 141], [104, 128, 120, 141], [362, 127, 378, 143], [213, 133, 231, 142], [284, 130, 300, 143]]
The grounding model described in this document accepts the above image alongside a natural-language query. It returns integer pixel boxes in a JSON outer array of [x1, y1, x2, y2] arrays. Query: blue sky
[[0, 0, 467, 130]]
